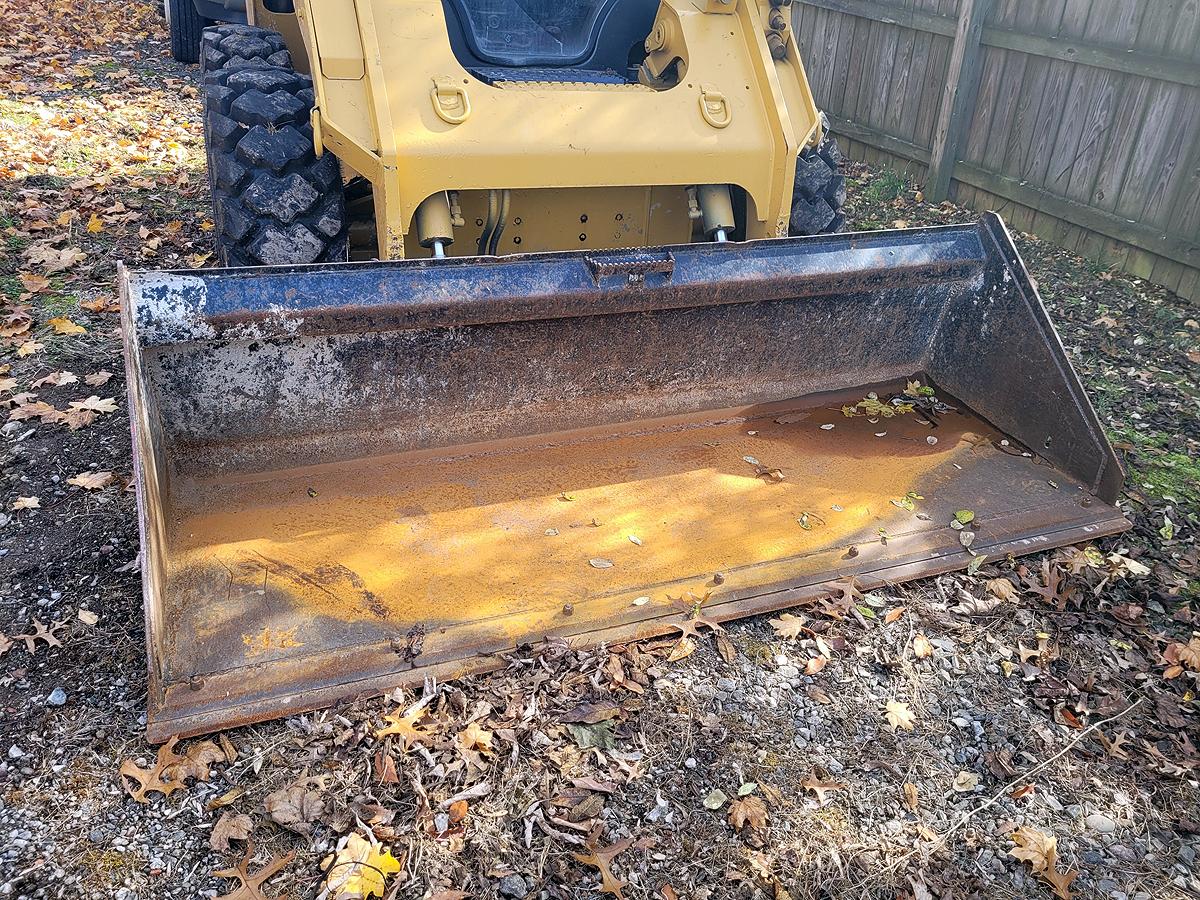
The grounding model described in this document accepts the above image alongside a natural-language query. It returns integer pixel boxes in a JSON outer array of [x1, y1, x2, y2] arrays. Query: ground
[[1, 3, 1198, 899]]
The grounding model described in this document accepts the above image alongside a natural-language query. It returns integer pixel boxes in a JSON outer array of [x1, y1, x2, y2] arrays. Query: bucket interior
[[123, 216, 1128, 738]]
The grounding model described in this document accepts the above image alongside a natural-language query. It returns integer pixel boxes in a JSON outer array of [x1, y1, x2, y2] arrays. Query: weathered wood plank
[[797, 0, 1200, 86], [1177, 268, 1200, 302], [927, 0, 993, 200], [884, 20, 918, 139], [1086, 76, 1151, 215], [826, 113, 1200, 269], [897, 27, 934, 145]]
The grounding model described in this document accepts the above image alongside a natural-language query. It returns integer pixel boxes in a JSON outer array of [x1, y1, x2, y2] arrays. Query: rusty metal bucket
[[121, 213, 1127, 740]]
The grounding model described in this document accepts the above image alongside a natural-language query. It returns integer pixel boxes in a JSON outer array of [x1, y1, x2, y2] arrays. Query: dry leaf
[[574, 838, 634, 898], [18, 272, 50, 294], [912, 633, 933, 659], [17, 341, 45, 357], [206, 786, 248, 811], [768, 613, 808, 640], [666, 636, 696, 662], [884, 606, 907, 624], [801, 773, 846, 805], [30, 370, 78, 388], [119, 737, 190, 803], [210, 812, 253, 852], [69, 395, 118, 413], [902, 782, 919, 811], [1009, 826, 1078, 899], [67, 470, 114, 490], [264, 776, 326, 836], [986, 578, 1018, 601], [728, 794, 768, 833], [322, 832, 402, 899], [885, 700, 916, 732], [26, 244, 86, 273], [48, 316, 86, 335], [11, 496, 40, 510], [213, 842, 295, 900], [375, 706, 435, 751], [19, 619, 64, 652], [84, 369, 113, 386], [456, 721, 493, 754], [952, 771, 980, 792]]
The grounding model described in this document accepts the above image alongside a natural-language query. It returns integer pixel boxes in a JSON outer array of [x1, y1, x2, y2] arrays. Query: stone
[[497, 874, 528, 898], [1087, 813, 1117, 835], [46, 687, 67, 706]]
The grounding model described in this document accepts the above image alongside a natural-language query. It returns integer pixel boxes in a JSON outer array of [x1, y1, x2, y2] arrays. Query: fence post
[[927, 0, 992, 202]]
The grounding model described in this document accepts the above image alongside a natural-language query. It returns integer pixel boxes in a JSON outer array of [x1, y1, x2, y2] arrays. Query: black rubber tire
[[202, 62, 348, 266], [200, 24, 292, 75], [788, 124, 848, 236], [168, 0, 208, 65]]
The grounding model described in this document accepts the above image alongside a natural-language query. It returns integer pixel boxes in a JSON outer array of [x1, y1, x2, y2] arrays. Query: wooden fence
[[793, 0, 1200, 300]]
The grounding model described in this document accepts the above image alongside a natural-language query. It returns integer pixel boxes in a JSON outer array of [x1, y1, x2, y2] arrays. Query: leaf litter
[[3, 19, 1200, 897]]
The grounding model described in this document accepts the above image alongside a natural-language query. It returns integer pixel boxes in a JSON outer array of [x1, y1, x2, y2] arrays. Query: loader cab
[[441, 0, 659, 84]]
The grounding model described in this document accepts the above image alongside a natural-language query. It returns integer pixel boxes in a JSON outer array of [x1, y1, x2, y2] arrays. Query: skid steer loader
[[121, 0, 1128, 740]]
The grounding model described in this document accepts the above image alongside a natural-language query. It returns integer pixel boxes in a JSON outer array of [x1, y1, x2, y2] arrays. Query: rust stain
[[166, 384, 1011, 659], [242, 626, 303, 658]]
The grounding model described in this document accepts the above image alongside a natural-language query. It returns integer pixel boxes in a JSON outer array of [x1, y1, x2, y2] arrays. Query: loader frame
[[247, 0, 822, 259]]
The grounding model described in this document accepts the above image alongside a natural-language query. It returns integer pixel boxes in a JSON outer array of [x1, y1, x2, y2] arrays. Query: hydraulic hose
[[487, 189, 511, 256], [476, 189, 498, 256]]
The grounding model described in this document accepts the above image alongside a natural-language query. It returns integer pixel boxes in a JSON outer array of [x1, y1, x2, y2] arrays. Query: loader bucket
[[122, 213, 1127, 740]]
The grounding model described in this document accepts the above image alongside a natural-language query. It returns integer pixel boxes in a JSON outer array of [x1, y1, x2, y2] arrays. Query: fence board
[[794, 0, 1200, 299]]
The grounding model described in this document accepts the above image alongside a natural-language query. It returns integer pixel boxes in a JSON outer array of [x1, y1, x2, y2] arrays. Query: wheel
[[788, 119, 847, 236], [202, 60, 349, 266], [167, 0, 208, 65], [200, 24, 292, 74]]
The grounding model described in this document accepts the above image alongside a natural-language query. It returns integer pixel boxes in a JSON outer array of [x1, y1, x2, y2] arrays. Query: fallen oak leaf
[[19, 619, 64, 652], [120, 736, 192, 803], [17, 342, 45, 357], [374, 705, 435, 751], [1009, 826, 1078, 899], [573, 837, 634, 899], [210, 812, 254, 852], [213, 842, 295, 900], [801, 773, 846, 805]]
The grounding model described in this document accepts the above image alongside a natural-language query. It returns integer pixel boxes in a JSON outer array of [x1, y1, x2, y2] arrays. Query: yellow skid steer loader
[[121, 0, 1127, 740]]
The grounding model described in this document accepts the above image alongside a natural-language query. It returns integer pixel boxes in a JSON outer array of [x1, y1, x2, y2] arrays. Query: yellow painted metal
[[265, 0, 822, 259]]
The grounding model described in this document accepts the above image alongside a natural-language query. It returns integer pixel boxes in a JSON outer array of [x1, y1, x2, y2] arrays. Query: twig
[[861, 696, 1145, 887]]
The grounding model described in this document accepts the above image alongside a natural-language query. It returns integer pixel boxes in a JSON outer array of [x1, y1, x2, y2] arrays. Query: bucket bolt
[[416, 192, 455, 258], [697, 184, 735, 242]]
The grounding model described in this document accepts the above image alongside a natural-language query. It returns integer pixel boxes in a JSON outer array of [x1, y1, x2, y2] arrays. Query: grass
[[864, 169, 906, 203]]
